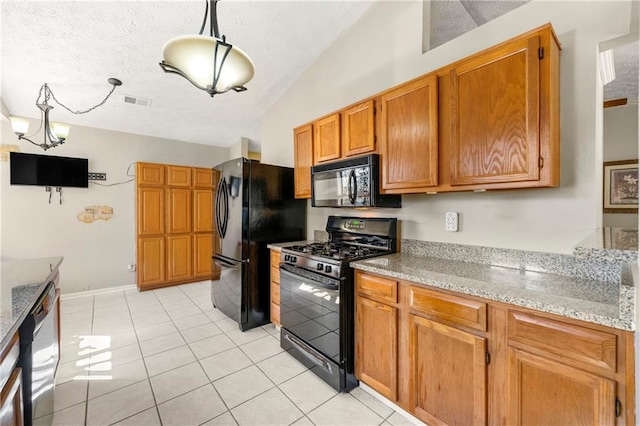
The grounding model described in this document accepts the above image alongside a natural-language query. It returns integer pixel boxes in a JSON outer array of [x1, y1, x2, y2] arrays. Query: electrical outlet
[[445, 212, 459, 232], [88, 172, 107, 181], [127, 264, 136, 272]]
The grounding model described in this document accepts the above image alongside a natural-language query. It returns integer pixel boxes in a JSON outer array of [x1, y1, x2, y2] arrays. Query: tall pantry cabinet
[[136, 162, 220, 291]]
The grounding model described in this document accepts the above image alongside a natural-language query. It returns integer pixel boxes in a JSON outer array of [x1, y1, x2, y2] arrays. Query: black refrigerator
[[211, 158, 306, 331]]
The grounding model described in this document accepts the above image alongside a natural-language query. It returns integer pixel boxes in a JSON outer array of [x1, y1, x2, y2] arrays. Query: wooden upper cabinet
[[137, 162, 165, 186], [293, 124, 313, 199], [343, 99, 376, 157], [193, 189, 213, 232], [450, 35, 541, 186], [193, 168, 213, 187], [167, 165, 192, 187], [167, 188, 192, 234], [507, 348, 615, 426], [137, 187, 165, 236], [380, 74, 439, 192], [314, 113, 341, 163]]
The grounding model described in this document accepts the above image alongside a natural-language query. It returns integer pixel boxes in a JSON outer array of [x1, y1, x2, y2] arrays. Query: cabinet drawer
[[507, 311, 617, 373], [270, 250, 281, 268], [271, 282, 280, 305], [271, 266, 280, 284], [408, 286, 487, 332], [356, 272, 398, 304]]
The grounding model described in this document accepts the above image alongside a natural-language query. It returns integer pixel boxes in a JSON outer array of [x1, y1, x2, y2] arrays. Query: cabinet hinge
[[615, 398, 621, 417], [539, 156, 544, 170], [485, 351, 491, 365], [373, 107, 377, 115], [538, 47, 544, 60]]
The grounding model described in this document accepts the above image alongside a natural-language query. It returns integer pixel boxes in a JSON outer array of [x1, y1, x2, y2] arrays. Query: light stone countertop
[[573, 228, 638, 262], [1, 257, 63, 351], [351, 253, 634, 331]]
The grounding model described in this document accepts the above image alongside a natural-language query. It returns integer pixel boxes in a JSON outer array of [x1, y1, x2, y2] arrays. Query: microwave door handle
[[348, 170, 357, 205]]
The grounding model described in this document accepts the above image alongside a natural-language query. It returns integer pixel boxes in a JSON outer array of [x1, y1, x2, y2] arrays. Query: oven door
[[279, 264, 342, 364], [312, 166, 372, 208]]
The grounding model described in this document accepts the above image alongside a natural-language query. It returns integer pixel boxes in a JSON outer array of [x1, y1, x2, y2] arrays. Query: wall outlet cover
[[445, 212, 459, 232]]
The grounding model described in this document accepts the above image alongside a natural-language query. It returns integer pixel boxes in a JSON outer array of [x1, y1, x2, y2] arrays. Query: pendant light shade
[[159, 0, 255, 97], [162, 34, 255, 94]]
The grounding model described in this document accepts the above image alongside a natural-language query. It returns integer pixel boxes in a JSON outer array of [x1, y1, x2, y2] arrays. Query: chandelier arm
[[199, 0, 209, 35], [47, 83, 118, 115], [211, 0, 220, 39], [211, 40, 233, 95]]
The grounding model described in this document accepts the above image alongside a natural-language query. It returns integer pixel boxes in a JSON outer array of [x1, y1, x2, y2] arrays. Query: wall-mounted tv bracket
[[56, 187, 62, 205], [88, 173, 107, 181]]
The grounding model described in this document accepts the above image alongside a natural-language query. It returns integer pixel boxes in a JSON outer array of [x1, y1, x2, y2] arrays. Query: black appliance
[[311, 154, 401, 208], [212, 158, 306, 331], [10, 152, 89, 188], [279, 216, 398, 392], [18, 282, 60, 425]]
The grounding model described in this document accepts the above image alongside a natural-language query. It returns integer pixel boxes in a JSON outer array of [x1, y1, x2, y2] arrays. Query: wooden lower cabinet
[[409, 315, 487, 426], [138, 237, 166, 287], [355, 296, 398, 400], [507, 348, 615, 425], [167, 235, 193, 281], [0, 369, 23, 426], [270, 249, 281, 326], [354, 271, 635, 425], [193, 233, 213, 279]]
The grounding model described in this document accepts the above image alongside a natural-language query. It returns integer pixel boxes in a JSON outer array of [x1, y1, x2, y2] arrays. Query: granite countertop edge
[[351, 255, 634, 332], [267, 240, 316, 251], [1, 257, 63, 351]]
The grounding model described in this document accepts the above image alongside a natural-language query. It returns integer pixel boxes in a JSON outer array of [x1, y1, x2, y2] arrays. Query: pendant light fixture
[[159, 0, 255, 97], [10, 78, 122, 151]]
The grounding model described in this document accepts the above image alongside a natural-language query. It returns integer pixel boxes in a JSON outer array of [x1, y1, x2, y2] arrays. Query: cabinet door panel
[[410, 315, 486, 426], [137, 237, 165, 288], [380, 75, 438, 190], [167, 165, 192, 187], [193, 168, 213, 187], [355, 297, 397, 400], [167, 235, 193, 281], [343, 100, 376, 157], [193, 234, 212, 278], [137, 187, 165, 236], [136, 162, 165, 186], [314, 113, 341, 163], [507, 348, 615, 426], [193, 189, 213, 233], [167, 188, 192, 234], [294, 124, 313, 199], [451, 36, 540, 185]]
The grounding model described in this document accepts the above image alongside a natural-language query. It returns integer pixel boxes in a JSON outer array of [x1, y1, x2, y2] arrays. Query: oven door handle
[[279, 267, 339, 291], [284, 332, 333, 373]]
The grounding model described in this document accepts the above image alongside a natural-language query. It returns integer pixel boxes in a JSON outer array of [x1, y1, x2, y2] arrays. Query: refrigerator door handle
[[221, 177, 229, 238], [215, 177, 224, 238], [212, 254, 242, 269]]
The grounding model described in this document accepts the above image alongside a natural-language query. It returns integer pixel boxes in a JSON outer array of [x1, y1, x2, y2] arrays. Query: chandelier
[[159, 0, 255, 97], [10, 78, 122, 151]]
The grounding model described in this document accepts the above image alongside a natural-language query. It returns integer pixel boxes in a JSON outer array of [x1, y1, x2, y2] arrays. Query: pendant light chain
[[42, 83, 119, 115]]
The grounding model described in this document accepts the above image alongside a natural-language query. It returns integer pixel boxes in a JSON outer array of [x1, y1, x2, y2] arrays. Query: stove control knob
[[325, 265, 332, 273], [291, 256, 297, 263], [317, 263, 324, 271], [284, 255, 290, 262]]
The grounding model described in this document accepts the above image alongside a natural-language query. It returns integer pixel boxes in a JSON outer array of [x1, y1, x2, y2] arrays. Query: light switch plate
[[445, 212, 458, 232]]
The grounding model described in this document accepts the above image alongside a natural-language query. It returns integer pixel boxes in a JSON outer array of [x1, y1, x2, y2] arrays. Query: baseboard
[[358, 383, 424, 425], [61, 284, 137, 300]]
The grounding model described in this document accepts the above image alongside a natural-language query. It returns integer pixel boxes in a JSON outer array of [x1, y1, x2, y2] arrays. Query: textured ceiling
[[1, 1, 375, 151], [604, 40, 639, 104]]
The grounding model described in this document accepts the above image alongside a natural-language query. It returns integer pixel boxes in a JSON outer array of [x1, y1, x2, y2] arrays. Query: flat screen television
[[10, 152, 89, 188]]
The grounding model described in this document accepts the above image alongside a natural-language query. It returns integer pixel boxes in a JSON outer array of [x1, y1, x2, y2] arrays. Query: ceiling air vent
[[123, 95, 151, 108]]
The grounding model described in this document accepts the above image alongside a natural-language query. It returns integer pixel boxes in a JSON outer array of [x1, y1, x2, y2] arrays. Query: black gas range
[[279, 216, 398, 392]]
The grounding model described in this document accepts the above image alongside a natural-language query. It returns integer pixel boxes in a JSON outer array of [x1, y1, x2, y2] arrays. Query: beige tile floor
[[37, 281, 418, 425]]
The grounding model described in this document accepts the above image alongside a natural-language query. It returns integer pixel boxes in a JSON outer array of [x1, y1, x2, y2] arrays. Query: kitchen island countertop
[[351, 252, 634, 331], [1, 257, 63, 351]]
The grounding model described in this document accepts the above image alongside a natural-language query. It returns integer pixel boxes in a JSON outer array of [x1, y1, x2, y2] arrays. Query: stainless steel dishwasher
[[19, 281, 60, 425]]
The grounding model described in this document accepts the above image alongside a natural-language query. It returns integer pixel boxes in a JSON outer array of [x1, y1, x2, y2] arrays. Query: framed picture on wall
[[603, 159, 639, 213]]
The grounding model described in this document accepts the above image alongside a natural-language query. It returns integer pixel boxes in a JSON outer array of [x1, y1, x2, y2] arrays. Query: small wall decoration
[[78, 205, 114, 223], [0, 144, 20, 161], [604, 159, 638, 213]]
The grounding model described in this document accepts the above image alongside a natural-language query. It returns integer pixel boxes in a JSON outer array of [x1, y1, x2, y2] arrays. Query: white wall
[[0, 119, 229, 293], [603, 104, 639, 228], [261, 0, 632, 254]]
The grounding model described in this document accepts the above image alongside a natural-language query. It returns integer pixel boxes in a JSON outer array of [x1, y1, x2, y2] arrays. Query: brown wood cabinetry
[[343, 99, 376, 157], [354, 271, 634, 426], [1, 333, 23, 426], [137, 162, 165, 186], [136, 161, 218, 290], [380, 74, 439, 193], [314, 113, 341, 163], [270, 250, 281, 326], [293, 124, 313, 199]]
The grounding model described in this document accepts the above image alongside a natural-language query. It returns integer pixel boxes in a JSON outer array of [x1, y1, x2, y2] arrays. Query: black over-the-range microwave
[[311, 154, 401, 208]]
